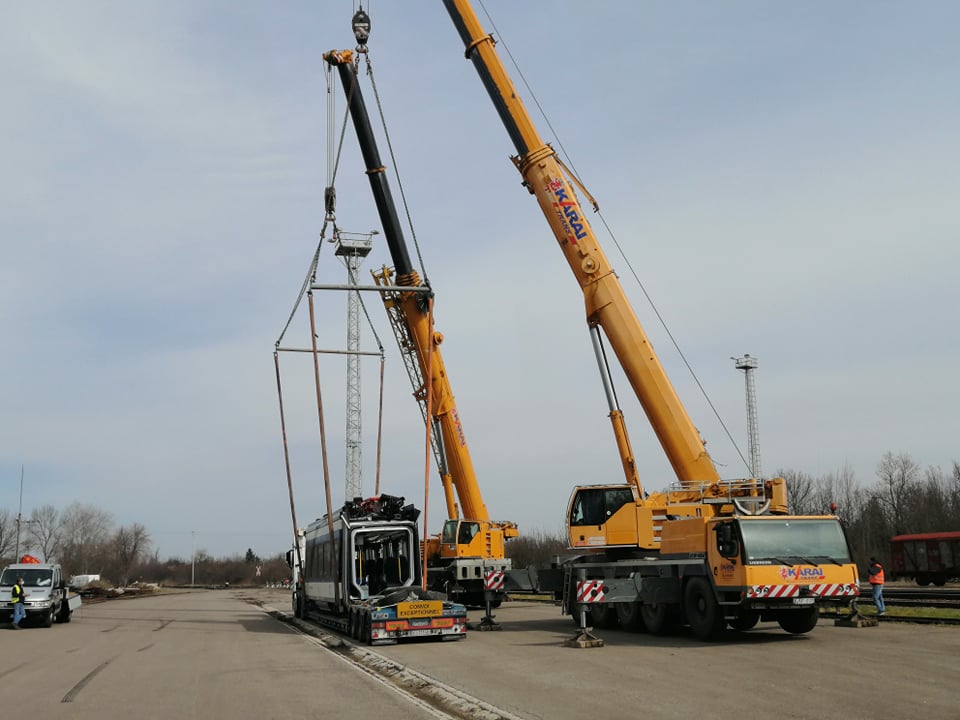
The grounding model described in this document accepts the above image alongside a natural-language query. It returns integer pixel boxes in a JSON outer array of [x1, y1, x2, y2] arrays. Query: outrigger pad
[[563, 629, 604, 648]]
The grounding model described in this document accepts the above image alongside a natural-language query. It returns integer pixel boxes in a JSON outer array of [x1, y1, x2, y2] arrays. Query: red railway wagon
[[889, 531, 960, 586]]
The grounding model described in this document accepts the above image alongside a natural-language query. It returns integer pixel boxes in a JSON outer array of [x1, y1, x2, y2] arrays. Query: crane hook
[[352, 7, 371, 53]]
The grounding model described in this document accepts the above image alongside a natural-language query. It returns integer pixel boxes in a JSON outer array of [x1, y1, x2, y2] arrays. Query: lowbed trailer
[[305, 587, 467, 645], [288, 495, 467, 645]]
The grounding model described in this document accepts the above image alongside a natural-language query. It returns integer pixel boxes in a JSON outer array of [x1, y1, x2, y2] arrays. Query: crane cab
[[567, 484, 648, 549]]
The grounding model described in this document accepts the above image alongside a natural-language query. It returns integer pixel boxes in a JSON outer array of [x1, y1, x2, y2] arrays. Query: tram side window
[[323, 540, 333, 578], [305, 541, 315, 578]]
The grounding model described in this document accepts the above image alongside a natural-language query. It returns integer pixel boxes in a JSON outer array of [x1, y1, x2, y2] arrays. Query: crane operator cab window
[[570, 487, 634, 527], [442, 520, 459, 545], [441, 519, 480, 546]]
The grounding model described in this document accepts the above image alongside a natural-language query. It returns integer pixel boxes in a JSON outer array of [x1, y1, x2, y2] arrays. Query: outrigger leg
[[563, 603, 604, 648], [563, 571, 603, 648], [473, 590, 502, 631]]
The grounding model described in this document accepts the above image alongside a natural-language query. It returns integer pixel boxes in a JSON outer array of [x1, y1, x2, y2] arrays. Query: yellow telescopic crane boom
[[323, 46, 515, 606], [441, 4, 860, 644], [443, 0, 719, 489]]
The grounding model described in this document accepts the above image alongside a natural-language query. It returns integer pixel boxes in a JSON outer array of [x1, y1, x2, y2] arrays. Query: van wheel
[[42, 609, 54, 628], [56, 603, 72, 623]]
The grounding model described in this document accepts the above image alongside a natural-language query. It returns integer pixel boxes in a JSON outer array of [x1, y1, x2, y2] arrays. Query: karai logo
[[779, 566, 825, 581], [548, 178, 588, 243], [719, 563, 736, 577]]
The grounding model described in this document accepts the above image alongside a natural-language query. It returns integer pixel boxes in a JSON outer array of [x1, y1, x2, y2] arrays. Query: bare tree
[[59, 502, 114, 575], [111, 523, 152, 585], [948, 462, 960, 521], [874, 452, 920, 535], [778, 469, 817, 515], [816, 464, 864, 520], [0, 508, 14, 563], [28, 504, 61, 563]]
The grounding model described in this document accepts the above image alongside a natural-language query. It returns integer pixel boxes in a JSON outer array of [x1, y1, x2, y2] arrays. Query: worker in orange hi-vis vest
[[868, 557, 886, 616]]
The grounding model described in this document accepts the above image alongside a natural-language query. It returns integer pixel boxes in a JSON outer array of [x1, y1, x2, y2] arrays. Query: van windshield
[[1, 568, 53, 587]]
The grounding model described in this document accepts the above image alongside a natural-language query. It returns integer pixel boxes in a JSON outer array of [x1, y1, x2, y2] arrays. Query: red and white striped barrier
[[576, 580, 606, 603], [483, 570, 505, 592], [746, 583, 859, 599], [746, 584, 801, 599], [809, 583, 859, 598]]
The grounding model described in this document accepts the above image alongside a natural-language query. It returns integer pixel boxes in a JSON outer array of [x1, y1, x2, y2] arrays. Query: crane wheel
[[777, 607, 819, 635], [684, 577, 725, 641], [729, 610, 760, 631], [588, 603, 618, 629], [615, 602, 647, 632], [640, 602, 681, 635]]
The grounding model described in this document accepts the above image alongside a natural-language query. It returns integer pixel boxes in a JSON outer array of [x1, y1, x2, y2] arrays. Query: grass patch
[[829, 605, 960, 621]]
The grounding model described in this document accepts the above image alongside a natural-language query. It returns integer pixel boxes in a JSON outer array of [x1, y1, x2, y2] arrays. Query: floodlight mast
[[734, 354, 762, 478]]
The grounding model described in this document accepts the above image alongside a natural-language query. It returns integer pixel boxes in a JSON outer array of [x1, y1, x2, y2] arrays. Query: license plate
[[404, 629, 437, 637], [793, 597, 815, 605], [397, 600, 443, 619]]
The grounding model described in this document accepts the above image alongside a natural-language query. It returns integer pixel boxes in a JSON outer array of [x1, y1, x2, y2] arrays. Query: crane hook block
[[352, 8, 371, 49]]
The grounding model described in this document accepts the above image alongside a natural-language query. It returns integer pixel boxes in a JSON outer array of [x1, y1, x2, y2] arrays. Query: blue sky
[[2, 1, 958, 560]]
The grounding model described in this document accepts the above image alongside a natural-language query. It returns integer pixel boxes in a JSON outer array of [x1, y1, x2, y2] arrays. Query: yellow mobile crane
[[444, 0, 860, 639], [323, 43, 517, 608]]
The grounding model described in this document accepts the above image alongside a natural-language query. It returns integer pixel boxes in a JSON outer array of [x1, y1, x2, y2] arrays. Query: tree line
[[783, 452, 960, 569], [506, 452, 960, 572], [0, 502, 288, 587], [4, 452, 956, 584]]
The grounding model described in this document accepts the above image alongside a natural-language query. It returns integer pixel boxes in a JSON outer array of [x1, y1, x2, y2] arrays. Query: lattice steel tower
[[734, 354, 762, 478], [335, 230, 374, 501]]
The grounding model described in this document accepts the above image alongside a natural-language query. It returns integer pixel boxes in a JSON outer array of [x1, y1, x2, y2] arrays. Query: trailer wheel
[[777, 607, 819, 635], [684, 577, 725, 641], [615, 602, 647, 632], [640, 602, 681, 635], [361, 613, 372, 645]]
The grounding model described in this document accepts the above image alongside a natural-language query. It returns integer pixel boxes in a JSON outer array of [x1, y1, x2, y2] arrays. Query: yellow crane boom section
[[446, 0, 719, 486]]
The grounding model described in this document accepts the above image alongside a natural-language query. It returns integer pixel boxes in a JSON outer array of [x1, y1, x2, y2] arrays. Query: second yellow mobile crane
[[444, 0, 860, 640], [323, 43, 517, 609]]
